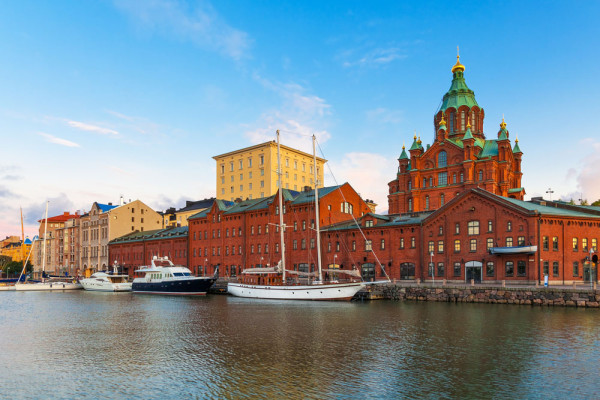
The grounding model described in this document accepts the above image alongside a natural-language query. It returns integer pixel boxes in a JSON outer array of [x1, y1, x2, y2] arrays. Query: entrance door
[[465, 261, 482, 283], [583, 263, 596, 283]]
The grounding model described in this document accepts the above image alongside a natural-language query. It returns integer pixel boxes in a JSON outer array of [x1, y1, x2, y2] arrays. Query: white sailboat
[[15, 201, 82, 291], [227, 131, 366, 300]]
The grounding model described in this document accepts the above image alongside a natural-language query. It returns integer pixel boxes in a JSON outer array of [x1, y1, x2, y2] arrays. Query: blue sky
[[1, 0, 599, 237]]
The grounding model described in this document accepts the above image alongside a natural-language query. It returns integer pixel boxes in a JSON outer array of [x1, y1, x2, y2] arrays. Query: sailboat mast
[[313, 135, 323, 282], [41, 201, 48, 281], [20, 207, 25, 264], [277, 130, 286, 283]]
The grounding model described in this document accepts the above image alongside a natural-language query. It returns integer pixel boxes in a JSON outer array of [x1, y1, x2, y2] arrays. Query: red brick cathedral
[[388, 55, 524, 214]]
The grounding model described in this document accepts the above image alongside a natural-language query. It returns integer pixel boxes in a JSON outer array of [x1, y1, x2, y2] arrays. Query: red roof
[[38, 212, 80, 223]]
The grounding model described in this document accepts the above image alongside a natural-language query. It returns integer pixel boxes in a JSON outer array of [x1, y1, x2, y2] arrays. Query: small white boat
[[81, 272, 132, 292]]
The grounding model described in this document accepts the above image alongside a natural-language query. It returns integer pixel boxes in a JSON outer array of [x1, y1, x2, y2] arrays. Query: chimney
[[108, 202, 113, 206], [120, 195, 124, 206], [304, 186, 311, 192]]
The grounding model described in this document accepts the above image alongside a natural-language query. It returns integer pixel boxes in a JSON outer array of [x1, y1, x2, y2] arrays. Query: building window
[[239, 160, 243, 169], [460, 172, 464, 183], [365, 220, 373, 228], [275, 243, 279, 253], [400, 238, 404, 249], [572, 238, 578, 251], [311, 239, 315, 249], [440, 194, 445, 206], [437, 262, 445, 277], [573, 261, 579, 277], [302, 220, 306, 230], [454, 239, 461, 253], [487, 238, 494, 250], [507, 221, 512, 232], [293, 240, 297, 250], [552, 237, 559, 251], [439, 225, 443, 235], [411, 237, 416, 248], [582, 238, 588, 252], [453, 173, 457, 184], [592, 238, 597, 251], [423, 177, 427, 188], [294, 221, 297, 231], [461, 111, 465, 131], [301, 239, 306, 250], [517, 261, 526, 277], [488, 220, 493, 232], [352, 240, 356, 251], [470, 239, 477, 252], [425, 196, 430, 210], [468, 221, 479, 235], [327, 242, 331, 252], [478, 170, 483, 181], [543, 261, 549, 276], [437, 241, 444, 253], [428, 262, 434, 277], [543, 236, 549, 251], [380, 239, 385, 250], [365, 240, 372, 251], [506, 237, 513, 247], [455, 223, 460, 234], [450, 112, 455, 133], [428, 241, 434, 253], [517, 236, 525, 246], [486, 262, 494, 277], [438, 151, 447, 168], [408, 198, 412, 212], [552, 261, 559, 277], [453, 262, 461, 277], [505, 261, 514, 276]]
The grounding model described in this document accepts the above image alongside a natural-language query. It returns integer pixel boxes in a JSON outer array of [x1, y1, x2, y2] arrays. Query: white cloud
[[574, 138, 600, 202], [341, 47, 406, 68], [38, 132, 80, 148], [66, 120, 119, 135], [327, 152, 396, 214], [114, 0, 251, 60], [245, 75, 332, 153]]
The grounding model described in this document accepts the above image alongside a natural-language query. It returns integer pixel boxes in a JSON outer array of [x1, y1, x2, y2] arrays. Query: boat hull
[[227, 282, 365, 301], [81, 280, 132, 292], [15, 282, 83, 291], [132, 277, 216, 295]]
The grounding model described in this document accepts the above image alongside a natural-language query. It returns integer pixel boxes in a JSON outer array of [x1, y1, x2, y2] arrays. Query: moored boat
[[132, 256, 217, 295], [81, 263, 132, 292]]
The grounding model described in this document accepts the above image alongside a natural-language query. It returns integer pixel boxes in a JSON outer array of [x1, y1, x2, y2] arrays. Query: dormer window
[[365, 220, 373, 227]]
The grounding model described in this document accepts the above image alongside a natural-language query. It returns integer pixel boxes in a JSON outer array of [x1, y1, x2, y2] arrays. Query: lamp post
[[205, 258, 208, 277], [334, 254, 337, 267], [430, 251, 434, 285], [546, 188, 554, 201]]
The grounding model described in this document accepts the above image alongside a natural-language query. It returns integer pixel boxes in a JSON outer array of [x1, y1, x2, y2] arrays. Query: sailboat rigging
[[227, 130, 367, 300]]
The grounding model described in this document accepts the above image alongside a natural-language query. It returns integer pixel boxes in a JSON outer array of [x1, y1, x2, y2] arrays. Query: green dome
[[440, 70, 479, 112]]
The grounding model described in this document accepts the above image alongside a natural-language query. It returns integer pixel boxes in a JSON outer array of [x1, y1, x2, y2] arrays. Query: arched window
[[438, 151, 447, 168], [408, 198, 413, 212], [478, 170, 483, 181], [425, 195, 430, 210], [460, 172, 464, 183], [423, 178, 427, 188], [449, 112, 455, 133], [429, 177, 433, 187], [453, 173, 457, 184], [408, 181, 412, 191], [440, 194, 445, 206], [471, 110, 476, 131], [461, 111, 465, 131]]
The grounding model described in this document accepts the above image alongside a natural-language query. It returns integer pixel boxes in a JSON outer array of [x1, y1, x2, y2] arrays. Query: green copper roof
[[462, 126, 474, 141], [513, 140, 522, 154], [479, 140, 499, 158], [498, 129, 508, 141], [440, 71, 479, 112], [409, 137, 420, 151], [398, 147, 408, 160]]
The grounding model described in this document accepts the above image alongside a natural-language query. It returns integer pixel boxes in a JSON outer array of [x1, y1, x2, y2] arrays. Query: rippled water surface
[[1, 292, 599, 399]]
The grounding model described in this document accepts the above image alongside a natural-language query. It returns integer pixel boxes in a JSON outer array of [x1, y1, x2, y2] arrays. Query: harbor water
[[1, 292, 599, 399]]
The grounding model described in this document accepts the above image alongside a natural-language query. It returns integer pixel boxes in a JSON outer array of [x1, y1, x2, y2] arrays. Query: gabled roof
[[479, 139, 499, 158], [291, 185, 342, 205]]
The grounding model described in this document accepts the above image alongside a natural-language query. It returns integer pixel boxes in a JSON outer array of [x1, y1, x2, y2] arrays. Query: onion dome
[[498, 117, 509, 140], [439, 113, 447, 130], [440, 53, 478, 112]]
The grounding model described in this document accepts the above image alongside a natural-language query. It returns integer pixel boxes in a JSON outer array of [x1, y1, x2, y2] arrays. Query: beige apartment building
[[33, 212, 80, 278], [80, 199, 162, 275], [162, 198, 215, 228], [213, 141, 326, 202]]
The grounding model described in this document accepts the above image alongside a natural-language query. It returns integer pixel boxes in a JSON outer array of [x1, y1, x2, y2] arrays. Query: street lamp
[[334, 254, 337, 266], [430, 251, 435, 285], [205, 258, 208, 276], [546, 188, 554, 201]]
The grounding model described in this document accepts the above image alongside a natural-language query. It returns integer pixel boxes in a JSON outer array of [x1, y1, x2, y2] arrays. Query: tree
[[592, 199, 600, 207], [0, 255, 11, 268], [580, 199, 589, 206], [2, 260, 32, 278]]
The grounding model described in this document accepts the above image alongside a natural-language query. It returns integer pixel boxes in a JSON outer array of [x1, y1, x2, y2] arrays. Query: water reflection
[[1, 293, 599, 399]]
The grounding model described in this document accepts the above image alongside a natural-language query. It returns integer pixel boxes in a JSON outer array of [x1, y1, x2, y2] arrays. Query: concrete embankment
[[357, 283, 600, 307]]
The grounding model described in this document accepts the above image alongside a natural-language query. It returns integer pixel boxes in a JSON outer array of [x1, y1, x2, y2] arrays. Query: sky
[[1, 0, 600, 239]]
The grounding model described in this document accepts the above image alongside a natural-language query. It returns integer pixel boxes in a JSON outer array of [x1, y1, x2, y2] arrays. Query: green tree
[[592, 199, 600, 206], [2, 260, 32, 278], [0, 255, 11, 269], [580, 199, 589, 205]]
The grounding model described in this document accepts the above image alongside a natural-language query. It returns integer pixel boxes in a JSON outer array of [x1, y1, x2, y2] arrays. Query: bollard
[[470, 279, 474, 287], [502, 280, 506, 288]]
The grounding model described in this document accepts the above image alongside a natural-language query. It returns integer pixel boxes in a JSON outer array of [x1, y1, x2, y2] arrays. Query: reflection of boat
[[15, 201, 83, 292], [81, 262, 132, 292], [227, 132, 366, 301], [132, 256, 217, 295], [489, 246, 538, 255]]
